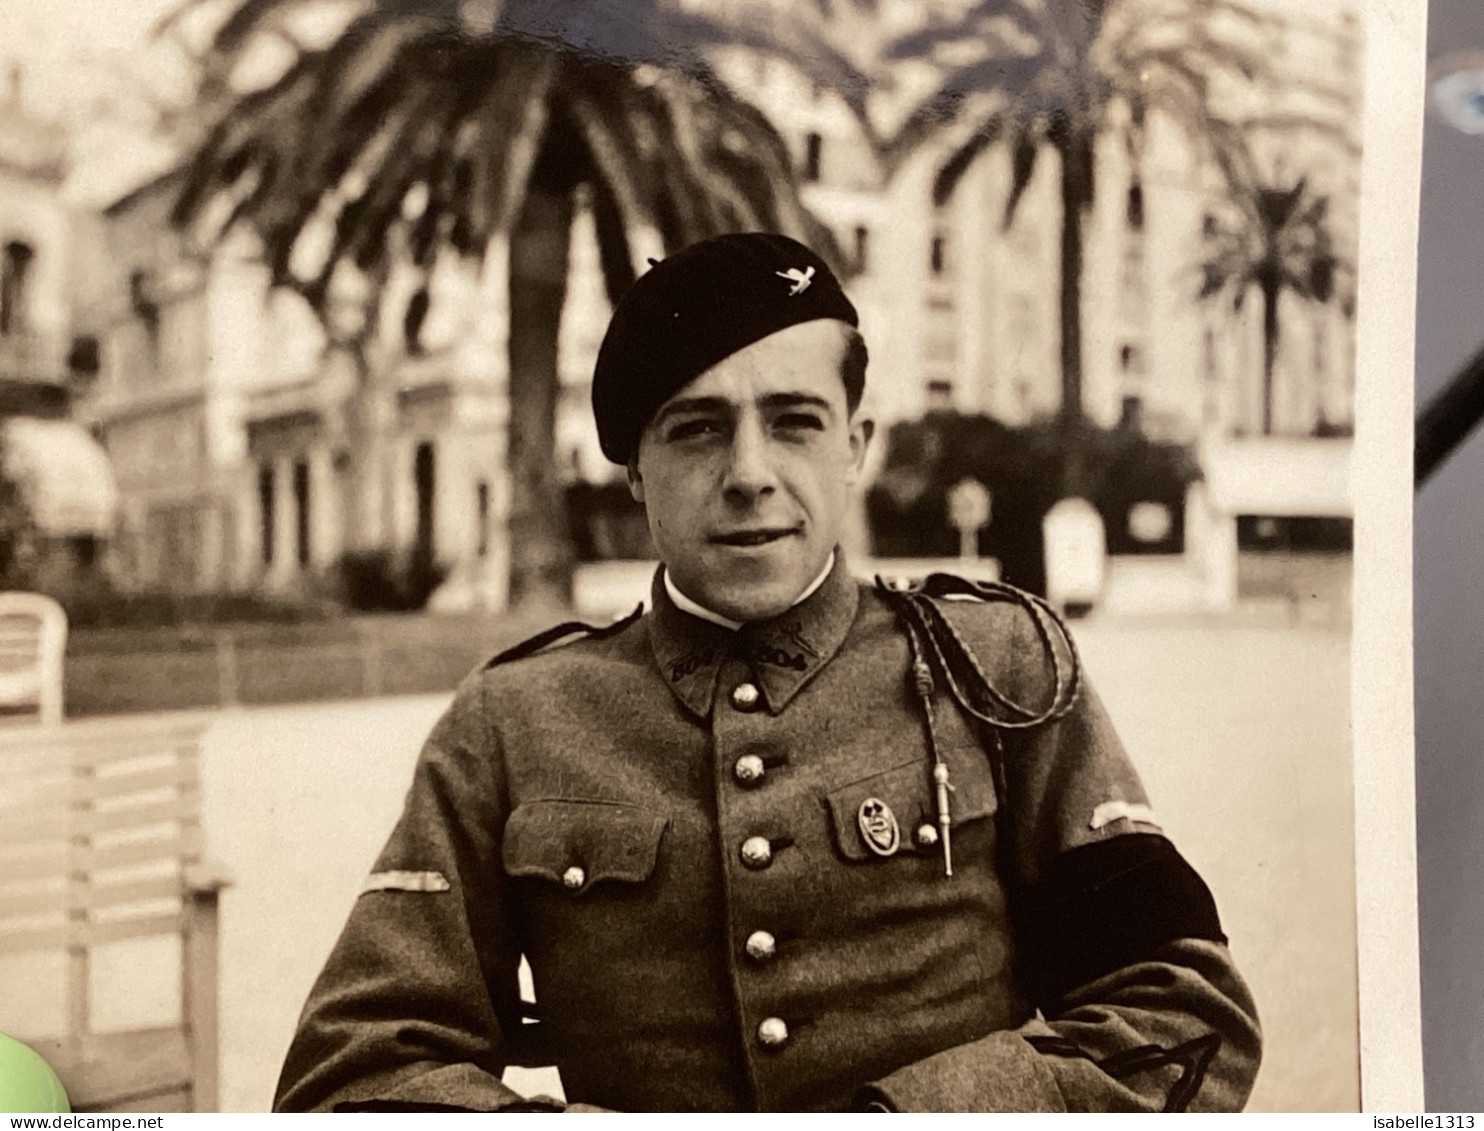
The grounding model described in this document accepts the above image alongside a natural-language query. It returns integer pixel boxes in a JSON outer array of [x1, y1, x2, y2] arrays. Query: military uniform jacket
[[274, 555, 1261, 1112]]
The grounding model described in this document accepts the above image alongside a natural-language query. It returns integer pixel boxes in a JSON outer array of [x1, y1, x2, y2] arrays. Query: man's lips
[[709, 526, 802, 547]]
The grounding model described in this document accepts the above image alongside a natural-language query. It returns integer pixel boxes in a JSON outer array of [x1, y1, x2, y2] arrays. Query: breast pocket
[[502, 799, 668, 896], [824, 747, 997, 862]]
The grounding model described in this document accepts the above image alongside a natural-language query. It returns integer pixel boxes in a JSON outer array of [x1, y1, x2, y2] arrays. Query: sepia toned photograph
[[0, 0, 1416, 1114]]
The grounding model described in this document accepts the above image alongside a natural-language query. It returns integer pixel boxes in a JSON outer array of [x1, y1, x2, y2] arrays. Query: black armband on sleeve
[[1017, 834, 1227, 1007]]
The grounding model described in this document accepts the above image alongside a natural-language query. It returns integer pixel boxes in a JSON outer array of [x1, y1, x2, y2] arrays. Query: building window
[[1126, 178, 1145, 230], [130, 269, 160, 359], [853, 225, 869, 272], [1202, 328, 1221, 426], [803, 132, 823, 183], [293, 459, 311, 568], [414, 442, 436, 568], [404, 286, 430, 355], [930, 234, 947, 275], [476, 481, 491, 559], [258, 464, 275, 566], [925, 379, 954, 412], [1119, 394, 1144, 430], [1119, 242, 1145, 300], [1, 241, 33, 336], [68, 335, 101, 379]]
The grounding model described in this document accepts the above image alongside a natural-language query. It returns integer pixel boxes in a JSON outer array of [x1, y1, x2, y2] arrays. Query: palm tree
[[1197, 155, 1344, 436], [164, 0, 866, 610], [878, 0, 1279, 427]]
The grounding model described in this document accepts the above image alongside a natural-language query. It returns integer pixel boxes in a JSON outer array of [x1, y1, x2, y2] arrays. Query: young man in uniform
[[274, 233, 1261, 1112]]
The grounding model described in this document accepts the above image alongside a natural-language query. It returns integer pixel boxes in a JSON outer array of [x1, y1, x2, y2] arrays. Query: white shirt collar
[[664, 551, 836, 631]]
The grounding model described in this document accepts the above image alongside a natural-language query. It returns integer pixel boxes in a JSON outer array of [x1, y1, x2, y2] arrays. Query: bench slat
[[0, 847, 67, 882], [91, 875, 183, 910], [29, 1028, 192, 1111], [82, 912, 183, 947], [0, 886, 65, 918], [0, 922, 68, 954], [80, 797, 201, 836], [0, 763, 198, 822], [79, 762, 198, 803], [0, 875, 182, 922], [0, 727, 206, 768], [0, 797, 199, 844], [81, 829, 202, 872]]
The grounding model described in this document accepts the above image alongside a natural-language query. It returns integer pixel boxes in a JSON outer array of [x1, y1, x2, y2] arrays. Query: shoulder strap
[[481, 603, 645, 670]]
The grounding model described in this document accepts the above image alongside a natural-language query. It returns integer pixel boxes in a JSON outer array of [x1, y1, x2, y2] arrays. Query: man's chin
[[692, 573, 809, 624]]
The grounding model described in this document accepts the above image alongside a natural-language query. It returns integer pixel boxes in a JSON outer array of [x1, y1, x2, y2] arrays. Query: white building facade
[[76, 0, 1361, 606]]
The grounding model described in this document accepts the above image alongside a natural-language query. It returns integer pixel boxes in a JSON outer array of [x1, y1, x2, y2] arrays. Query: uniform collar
[[662, 552, 836, 631], [648, 550, 860, 719]]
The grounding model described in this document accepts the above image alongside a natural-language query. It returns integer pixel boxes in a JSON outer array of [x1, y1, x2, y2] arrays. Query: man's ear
[[626, 457, 645, 504], [846, 416, 874, 482]]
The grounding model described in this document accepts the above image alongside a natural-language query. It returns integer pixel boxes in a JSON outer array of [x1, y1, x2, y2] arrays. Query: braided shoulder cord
[[878, 575, 1082, 731], [880, 575, 1083, 878]]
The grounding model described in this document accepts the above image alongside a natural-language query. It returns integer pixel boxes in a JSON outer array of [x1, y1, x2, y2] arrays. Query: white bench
[[0, 592, 66, 725], [0, 712, 228, 1111]]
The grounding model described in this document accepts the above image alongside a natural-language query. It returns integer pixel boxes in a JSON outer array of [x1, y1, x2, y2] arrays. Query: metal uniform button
[[757, 1017, 789, 1048], [745, 930, 777, 962], [915, 823, 940, 848], [740, 836, 773, 869], [731, 682, 761, 711], [562, 866, 585, 891], [734, 754, 766, 785]]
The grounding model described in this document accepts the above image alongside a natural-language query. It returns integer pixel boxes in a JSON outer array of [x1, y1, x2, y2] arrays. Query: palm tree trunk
[[339, 345, 396, 556], [506, 175, 577, 612], [1056, 130, 1095, 429], [1261, 282, 1280, 436]]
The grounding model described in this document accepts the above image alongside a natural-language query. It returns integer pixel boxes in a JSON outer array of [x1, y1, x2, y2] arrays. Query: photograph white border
[[1352, 0, 1426, 1111]]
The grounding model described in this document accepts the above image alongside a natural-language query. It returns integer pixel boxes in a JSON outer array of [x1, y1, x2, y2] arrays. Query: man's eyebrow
[[760, 392, 833, 412], [653, 396, 731, 425], [652, 391, 834, 427]]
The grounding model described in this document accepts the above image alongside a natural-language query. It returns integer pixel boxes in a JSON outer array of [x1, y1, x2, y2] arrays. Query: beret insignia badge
[[857, 797, 901, 857], [775, 265, 815, 296]]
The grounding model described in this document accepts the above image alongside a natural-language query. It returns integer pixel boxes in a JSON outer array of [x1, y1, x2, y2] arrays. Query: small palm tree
[[0, 439, 38, 589], [879, 0, 1277, 426], [1197, 165, 1342, 436], [165, 0, 864, 610]]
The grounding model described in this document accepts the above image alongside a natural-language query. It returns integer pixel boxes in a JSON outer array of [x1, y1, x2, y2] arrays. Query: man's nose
[[721, 419, 776, 503]]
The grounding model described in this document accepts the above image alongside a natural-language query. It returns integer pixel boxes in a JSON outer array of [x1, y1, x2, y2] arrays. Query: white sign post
[[947, 478, 992, 561], [1042, 497, 1106, 613]]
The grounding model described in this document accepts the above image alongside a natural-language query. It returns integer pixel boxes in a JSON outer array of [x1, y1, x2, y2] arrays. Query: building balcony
[[0, 332, 70, 417], [0, 331, 60, 384]]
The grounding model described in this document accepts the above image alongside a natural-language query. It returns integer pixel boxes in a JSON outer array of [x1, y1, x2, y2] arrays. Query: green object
[[0, 1033, 70, 1113]]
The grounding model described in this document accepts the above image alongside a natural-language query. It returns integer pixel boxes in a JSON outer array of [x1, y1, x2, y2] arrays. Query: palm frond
[[587, 174, 639, 306], [880, 51, 1046, 172], [1003, 125, 1041, 227], [562, 74, 662, 235], [932, 120, 1003, 207], [207, 0, 321, 57], [465, 49, 558, 246], [885, 1, 1039, 62]]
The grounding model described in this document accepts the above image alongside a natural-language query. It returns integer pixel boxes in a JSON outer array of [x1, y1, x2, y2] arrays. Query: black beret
[[591, 232, 859, 464]]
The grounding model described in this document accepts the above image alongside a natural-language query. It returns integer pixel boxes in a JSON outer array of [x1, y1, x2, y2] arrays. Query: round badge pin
[[857, 797, 901, 857]]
